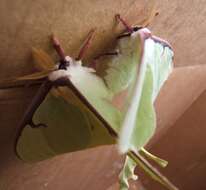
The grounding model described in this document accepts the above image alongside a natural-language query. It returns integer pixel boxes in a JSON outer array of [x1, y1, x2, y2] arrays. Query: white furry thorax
[[48, 56, 95, 82]]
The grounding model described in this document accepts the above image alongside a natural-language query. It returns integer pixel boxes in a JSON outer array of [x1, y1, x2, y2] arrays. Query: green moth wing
[[65, 28, 173, 153], [16, 88, 114, 162], [55, 29, 173, 190], [119, 155, 138, 190], [16, 50, 114, 162], [118, 31, 173, 153], [17, 92, 91, 161]]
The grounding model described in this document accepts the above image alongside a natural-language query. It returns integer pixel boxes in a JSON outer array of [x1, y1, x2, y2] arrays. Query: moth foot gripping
[[29, 120, 47, 128]]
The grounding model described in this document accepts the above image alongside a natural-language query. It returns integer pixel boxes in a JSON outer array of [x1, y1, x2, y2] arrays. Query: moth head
[[58, 56, 73, 70]]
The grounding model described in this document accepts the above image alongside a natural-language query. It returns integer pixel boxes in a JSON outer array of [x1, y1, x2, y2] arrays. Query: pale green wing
[[67, 31, 173, 153], [66, 35, 143, 135], [118, 63, 155, 153], [16, 90, 114, 162], [16, 92, 91, 162], [118, 35, 173, 153], [65, 31, 173, 190], [147, 38, 173, 101], [119, 155, 138, 190], [16, 49, 114, 162]]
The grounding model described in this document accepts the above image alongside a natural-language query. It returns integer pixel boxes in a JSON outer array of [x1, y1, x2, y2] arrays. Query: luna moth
[[0, 15, 177, 190]]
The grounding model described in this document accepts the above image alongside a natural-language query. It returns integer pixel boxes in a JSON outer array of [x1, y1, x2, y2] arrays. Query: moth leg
[[116, 11, 159, 33], [115, 14, 144, 39], [0, 79, 44, 90], [16, 80, 52, 134], [76, 29, 95, 61], [115, 14, 134, 33], [29, 120, 47, 128], [90, 51, 119, 69], [94, 52, 119, 59], [14, 79, 53, 158]]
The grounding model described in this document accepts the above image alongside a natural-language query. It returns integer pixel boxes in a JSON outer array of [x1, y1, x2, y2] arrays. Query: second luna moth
[[0, 15, 176, 190]]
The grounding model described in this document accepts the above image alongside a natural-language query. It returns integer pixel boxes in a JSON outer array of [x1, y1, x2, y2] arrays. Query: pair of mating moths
[[0, 15, 177, 190]]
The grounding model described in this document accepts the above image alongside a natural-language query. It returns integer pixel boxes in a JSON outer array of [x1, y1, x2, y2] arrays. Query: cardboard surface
[[143, 90, 206, 190], [0, 0, 206, 189], [152, 65, 206, 145]]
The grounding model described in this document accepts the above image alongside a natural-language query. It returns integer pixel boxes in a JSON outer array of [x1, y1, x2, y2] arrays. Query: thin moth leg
[[115, 14, 133, 33], [29, 120, 47, 128], [0, 79, 44, 90], [116, 14, 157, 39], [76, 29, 95, 61], [16, 81, 52, 134], [90, 51, 119, 69], [116, 14, 139, 39], [94, 52, 119, 59]]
